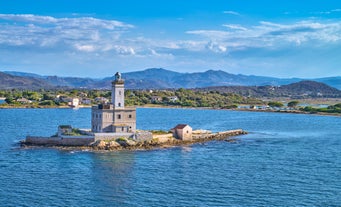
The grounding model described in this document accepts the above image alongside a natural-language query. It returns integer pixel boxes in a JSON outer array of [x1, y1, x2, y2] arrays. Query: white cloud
[[187, 20, 341, 51], [223, 24, 247, 31], [223, 11, 240, 16], [1, 13, 341, 78], [4, 14, 339, 58], [75, 44, 96, 52], [113, 45, 136, 55], [311, 8, 341, 15], [206, 41, 227, 53], [0, 14, 133, 29], [0, 14, 133, 52], [186, 30, 230, 39]]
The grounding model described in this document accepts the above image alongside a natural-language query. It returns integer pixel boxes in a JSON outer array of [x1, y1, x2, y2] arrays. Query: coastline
[[3, 103, 341, 117], [21, 129, 248, 151], [0, 104, 92, 109]]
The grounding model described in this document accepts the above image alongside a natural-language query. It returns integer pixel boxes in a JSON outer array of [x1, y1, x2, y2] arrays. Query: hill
[[95, 68, 301, 89], [0, 72, 52, 89], [1, 68, 341, 90], [315, 77, 341, 90], [199, 81, 341, 98]]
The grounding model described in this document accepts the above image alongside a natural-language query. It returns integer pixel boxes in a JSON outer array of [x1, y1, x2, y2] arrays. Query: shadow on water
[[88, 151, 136, 205]]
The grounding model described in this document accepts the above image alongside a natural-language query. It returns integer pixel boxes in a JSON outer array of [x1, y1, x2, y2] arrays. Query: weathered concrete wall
[[152, 133, 173, 142], [26, 137, 61, 145], [25, 136, 94, 146], [152, 133, 173, 139], [94, 131, 153, 141], [135, 131, 153, 141], [192, 129, 245, 140], [94, 132, 134, 141]]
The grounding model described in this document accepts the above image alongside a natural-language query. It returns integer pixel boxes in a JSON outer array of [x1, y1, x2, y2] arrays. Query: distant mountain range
[[198, 81, 341, 98], [0, 72, 52, 89], [1, 68, 341, 90]]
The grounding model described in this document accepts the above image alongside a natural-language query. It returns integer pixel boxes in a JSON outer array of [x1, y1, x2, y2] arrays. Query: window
[[122, 127, 124, 131], [118, 103, 121, 107], [119, 91, 122, 95], [129, 114, 132, 118], [117, 114, 121, 119]]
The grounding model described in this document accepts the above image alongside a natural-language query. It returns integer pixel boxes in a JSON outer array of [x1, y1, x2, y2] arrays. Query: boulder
[[91, 140, 107, 149], [116, 138, 128, 147], [108, 141, 121, 148], [116, 138, 136, 147], [126, 139, 136, 146]]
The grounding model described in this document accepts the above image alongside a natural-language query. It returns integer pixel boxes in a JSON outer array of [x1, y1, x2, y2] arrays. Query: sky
[[0, 0, 341, 78]]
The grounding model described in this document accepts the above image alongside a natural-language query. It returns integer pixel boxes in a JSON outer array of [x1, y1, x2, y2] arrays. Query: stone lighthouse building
[[91, 72, 136, 133]]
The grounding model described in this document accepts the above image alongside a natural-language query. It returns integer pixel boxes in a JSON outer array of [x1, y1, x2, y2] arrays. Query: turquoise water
[[0, 108, 340, 206]]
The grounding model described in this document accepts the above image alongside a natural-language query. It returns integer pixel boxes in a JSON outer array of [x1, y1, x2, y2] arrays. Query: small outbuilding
[[171, 124, 193, 141], [58, 125, 72, 136]]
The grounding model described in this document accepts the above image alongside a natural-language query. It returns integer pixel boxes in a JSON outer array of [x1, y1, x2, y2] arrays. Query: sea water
[[0, 108, 340, 206]]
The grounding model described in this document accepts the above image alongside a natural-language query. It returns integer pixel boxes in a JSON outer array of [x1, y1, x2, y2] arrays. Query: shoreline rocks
[[21, 129, 248, 152]]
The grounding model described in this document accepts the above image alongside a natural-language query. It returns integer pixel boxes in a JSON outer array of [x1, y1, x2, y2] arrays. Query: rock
[[116, 138, 128, 147], [116, 139, 136, 147], [108, 141, 121, 148], [126, 139, 136, 146], [91, 140, 107, 149]]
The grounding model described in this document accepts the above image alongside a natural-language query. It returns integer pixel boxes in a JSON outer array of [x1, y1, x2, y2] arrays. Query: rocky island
[[21, 72, 247, 151]]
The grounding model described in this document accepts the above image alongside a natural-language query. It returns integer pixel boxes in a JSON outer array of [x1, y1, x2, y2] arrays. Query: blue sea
[[0, 108, 340, 206]]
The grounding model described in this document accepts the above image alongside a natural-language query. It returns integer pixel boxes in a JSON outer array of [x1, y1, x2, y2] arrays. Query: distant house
[[168, 96, 178, 102], [94, 97, 109, 103], [171, 124, 193, 141], [57, 125, 72, 136], [151, 96, 162, 102], [81, 98, 92, 105], [69, 98, 79, 107], [78, 92, 88, 98], [16, 98, 32, 104], [59, 96, 72, 103]]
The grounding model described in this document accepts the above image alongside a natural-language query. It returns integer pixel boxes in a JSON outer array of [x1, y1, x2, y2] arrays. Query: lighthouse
[[91, 72, 136, 133]]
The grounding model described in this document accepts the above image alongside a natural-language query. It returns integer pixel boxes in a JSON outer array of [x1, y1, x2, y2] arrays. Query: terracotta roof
[[172, 124, 189, 130]]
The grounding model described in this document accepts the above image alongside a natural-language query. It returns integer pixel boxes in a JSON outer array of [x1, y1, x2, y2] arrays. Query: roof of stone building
[[172, 124, 189, 130]]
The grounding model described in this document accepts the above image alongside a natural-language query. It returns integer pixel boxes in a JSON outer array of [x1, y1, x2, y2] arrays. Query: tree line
[[0, 88, 263, 108]]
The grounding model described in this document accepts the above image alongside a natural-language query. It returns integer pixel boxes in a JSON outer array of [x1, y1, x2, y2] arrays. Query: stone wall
[[25, 136, 94, 146], [135, 131, 153, 141], [93, 131, 153, 141], [94, 132, 134, 141], [152, 133, 173, 142]]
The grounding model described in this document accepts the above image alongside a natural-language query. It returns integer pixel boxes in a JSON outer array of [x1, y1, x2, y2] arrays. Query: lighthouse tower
[[91, 72, 136, 133], [112, 72, 124, 108]]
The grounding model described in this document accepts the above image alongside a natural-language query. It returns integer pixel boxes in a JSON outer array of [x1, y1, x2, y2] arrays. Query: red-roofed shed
[[171, 124, 192, 141]]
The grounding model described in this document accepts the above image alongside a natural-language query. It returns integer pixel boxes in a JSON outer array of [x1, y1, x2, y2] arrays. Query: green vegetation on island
[[0, 88, 262, 108], [2, 88, 341, 115], [301, 103, 341, 114], [267, 101, 284, 108]]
